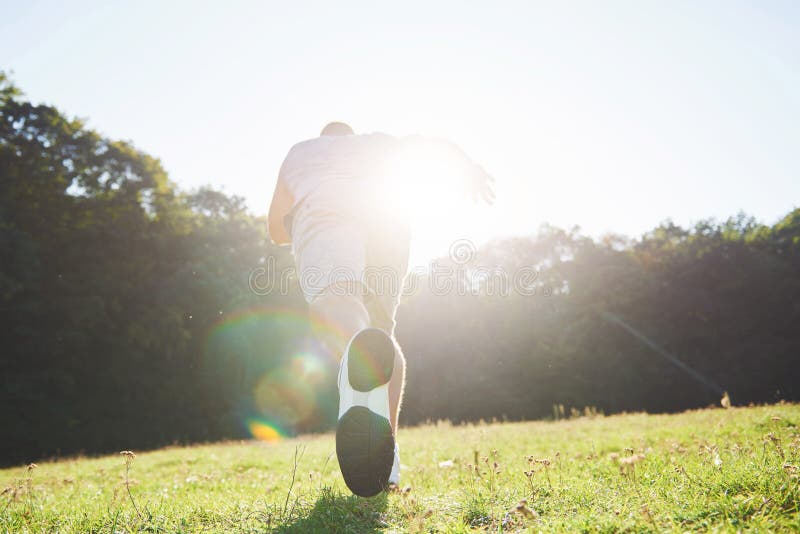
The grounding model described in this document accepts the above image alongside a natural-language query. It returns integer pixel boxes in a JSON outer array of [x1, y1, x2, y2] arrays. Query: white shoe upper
[[337, 341, 391, 421], [388, 442, 400, 485], [336, 328, 399, 493]]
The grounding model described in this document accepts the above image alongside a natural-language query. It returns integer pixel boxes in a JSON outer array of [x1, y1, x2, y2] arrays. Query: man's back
[[268, 125, 492, 247], [279, 132, 398, 217]]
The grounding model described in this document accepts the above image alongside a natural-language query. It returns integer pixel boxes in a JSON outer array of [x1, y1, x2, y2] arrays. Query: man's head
[[320, 122, 354, 136]]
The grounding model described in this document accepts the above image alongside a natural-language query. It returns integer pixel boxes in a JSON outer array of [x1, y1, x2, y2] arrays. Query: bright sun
[[375, 144, 494, 265]]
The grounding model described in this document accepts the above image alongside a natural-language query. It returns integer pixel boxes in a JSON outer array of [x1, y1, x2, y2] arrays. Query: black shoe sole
[[336, 328, 396, 497], [336, 406, 395, 497], [347, 328, 395, 392]]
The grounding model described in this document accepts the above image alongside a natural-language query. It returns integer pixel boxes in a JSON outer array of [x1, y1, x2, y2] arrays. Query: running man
[[268, 122, 493, 496]]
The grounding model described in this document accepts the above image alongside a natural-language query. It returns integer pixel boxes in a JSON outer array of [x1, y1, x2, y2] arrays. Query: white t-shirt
[[279, 133, 411, 302], [279, 132, 477, 301], [279, 132, 399, 219]]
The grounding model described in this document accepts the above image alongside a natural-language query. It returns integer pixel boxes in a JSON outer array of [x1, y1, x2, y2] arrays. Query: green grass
[[2, 404, 799, 533]]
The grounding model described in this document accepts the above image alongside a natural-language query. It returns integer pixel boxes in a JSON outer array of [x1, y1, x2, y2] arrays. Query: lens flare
[[204, 307, 344, 435], [252, 363, 316, 425], [204, 307, 348, 365], [290, 353, 327, 384], [246, 418, 285, 442]]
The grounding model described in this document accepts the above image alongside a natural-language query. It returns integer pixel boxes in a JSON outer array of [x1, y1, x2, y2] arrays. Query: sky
[[2, 0, 799, 261]]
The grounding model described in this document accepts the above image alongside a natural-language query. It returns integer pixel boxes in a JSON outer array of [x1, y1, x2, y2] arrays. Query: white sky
[[2, 0, 799, 262]]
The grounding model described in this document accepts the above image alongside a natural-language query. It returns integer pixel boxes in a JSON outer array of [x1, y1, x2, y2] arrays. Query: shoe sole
[[336, 328, 395, 497]]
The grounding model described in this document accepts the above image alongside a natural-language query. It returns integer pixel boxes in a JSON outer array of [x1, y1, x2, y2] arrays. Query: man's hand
[[268, 176, 293, 245], [396, 135, 495, 206], [467, 163, 495, 205]]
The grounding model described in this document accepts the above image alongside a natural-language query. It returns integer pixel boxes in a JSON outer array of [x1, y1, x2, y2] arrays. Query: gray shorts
[[291, 204, 410, 333]]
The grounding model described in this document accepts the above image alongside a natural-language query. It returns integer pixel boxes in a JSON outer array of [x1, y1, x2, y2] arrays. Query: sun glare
[[376, 143, 492, 264]]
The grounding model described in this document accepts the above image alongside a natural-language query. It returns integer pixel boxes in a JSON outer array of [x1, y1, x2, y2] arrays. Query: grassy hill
[[2, 403, 798, 532]]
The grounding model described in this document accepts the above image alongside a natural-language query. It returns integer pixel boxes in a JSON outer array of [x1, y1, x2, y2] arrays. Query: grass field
[[2, 403, 799, 533]]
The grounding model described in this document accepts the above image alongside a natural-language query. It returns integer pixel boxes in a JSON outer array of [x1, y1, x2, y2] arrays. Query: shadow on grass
[[274, 487, 389, 533]]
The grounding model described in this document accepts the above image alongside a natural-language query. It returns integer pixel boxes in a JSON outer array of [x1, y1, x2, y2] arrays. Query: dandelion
[[514, 499, 537, 519], [785, 466, 799, 480], [641, 504, 657, 529], [534, 459, 552, 488], [24, 462, 38, 517], [619, 454, 646, 481], [765, 433, 785, 460], [120, 450, 142, 519], [523, 467, 536, 496], [555, 451, 563, 486], [619, 453, 645, 466]]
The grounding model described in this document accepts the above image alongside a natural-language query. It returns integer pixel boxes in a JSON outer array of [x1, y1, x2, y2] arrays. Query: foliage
[[0, 73, 308, 466], [2, 71, 799, 466], [399, 211, 800, 424]]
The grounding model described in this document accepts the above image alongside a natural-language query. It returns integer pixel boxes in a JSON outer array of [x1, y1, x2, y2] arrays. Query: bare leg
[[387, 337, 405, 434], [310, 288, 406, 434], [308, 289, 370, 360]]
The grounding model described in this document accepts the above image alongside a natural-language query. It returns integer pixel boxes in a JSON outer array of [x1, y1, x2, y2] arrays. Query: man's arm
[[399, 135, 494, 205], [267, 176, 294, 245]]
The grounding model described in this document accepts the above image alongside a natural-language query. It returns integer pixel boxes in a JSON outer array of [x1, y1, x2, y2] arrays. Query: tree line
[[2, 73, 798, 466]]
